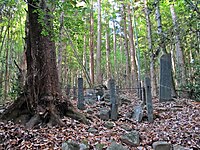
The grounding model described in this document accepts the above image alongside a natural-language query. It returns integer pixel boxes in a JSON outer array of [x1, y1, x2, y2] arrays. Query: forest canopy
[[0, 0, 199, 103]]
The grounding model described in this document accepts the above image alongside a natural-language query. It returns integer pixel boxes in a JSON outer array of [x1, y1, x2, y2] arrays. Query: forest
[[0, 0, 199, 149]]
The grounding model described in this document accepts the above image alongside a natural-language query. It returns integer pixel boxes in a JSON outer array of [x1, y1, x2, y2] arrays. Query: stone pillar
[[109, 79, 118, 120], [159, 53, 172, 102], [145, 77, 153, 123], [116, 85, 121, 106], [65, 84, 71, 97], [77, 78, 85, 110], [73, 85, 77, 99]]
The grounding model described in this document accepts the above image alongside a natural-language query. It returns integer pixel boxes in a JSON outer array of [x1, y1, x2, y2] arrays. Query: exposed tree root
[[66, 106, 89, 125], [26, 114, 40, 129], [0, 94, 89, 128]]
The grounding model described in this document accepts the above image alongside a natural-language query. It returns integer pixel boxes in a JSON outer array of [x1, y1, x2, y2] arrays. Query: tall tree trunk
[[170, 4, 186, 88], [83, 33, 87, 87], [119, 37, 124, 88], [1, 0, 87, 127], [105, 24, 111, 80], [57, 10, 64, 87], [155, 0, 167, 54], [112, 7, 117, 79], [4, 26, 10, 102], [144, 0, 157, 97], [89, 0, 94, 85], [122, 4, 130, 88], [63, 48, 68, 87], [127, 4, 138, 89], [96, 0, 102, 84]]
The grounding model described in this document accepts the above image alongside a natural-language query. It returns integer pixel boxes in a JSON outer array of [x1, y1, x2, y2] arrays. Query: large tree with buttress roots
[[0, 0, 87, 128]]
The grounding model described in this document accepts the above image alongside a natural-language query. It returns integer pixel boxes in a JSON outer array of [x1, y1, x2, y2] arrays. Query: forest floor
[[0, 92, 200, 150]]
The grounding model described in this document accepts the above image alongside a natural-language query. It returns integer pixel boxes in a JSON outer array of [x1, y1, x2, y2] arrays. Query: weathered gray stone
[[73, 85, 77, 99], [84, 97, 96, 105], [109, 79, 118, 120], [62, 140, 80, 150], [77, 78, 85, 110], [152, 141, 172, 150], [107, 142, 128, 150], [173, 145, 190, 150], [125, 112, 132, 118], [99, 108, 110, 120], [120, 131, 140, 146], [137, 146, 146, 150], [116, 86, 121, 106], [145, 77, 153, 122], [0, 109, 5, 114], [119, 95, 131, 104], [61, 140, 88, 150], [159, 54, 172, 102], [86, 109, 94, 114], [79, 143, 89, 150], [132, 105, 143, 122], [94, 84, 106, 100], [141, 81, 146, 105], [88, 127, 98, 133], [104, 121, 114, 129], [65, 84, 71, 96], [120, 124, 132, 131], [84, 89, 96, 105]]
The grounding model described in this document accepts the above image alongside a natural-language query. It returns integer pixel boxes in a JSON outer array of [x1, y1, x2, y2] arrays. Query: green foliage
[[185, 59, 200, 101], [0, 0, 199, 102]]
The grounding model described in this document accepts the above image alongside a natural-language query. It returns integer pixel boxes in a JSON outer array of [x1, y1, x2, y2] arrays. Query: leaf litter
[[0, 92, 199, 149]]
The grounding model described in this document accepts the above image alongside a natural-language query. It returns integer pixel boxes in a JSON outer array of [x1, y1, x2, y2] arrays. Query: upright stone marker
[[159, 53, 172, 102], [73, 85, 77, 99], [116, 85, 121, 106], [141, 81, 146, 105], [145, 77, 153, 122], [77, 78, 85, 110], [65, 84, 71, 97], [109, 79, 118, 120]]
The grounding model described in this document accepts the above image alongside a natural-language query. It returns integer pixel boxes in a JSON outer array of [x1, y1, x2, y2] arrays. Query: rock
[[119, 95, 131, 104], [95, 143, 105, 150], [120, 131, 140, 146], [152, 141, 172, 150], [62, 140, 88, 150], [137, 146, 146, 150], [132, 105, 143, 122], [173, 145, 190, 150], [84, 96, 96, 105], [0, 109, 5, 114], [120, 124, 132, 131], [62, 140, 80, 150], [104, 121, 114, 129], [107, 142, 128, 150], [99, 108, 110, 120], [86, 109, 94, 114], [79, 143, 89, 150], [125, 112, 132, 118], [88, 127, 98, 133]]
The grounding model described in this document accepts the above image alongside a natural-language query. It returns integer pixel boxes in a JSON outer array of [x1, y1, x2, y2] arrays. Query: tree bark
[[89, 0, 94, 85], [155, 0, 167, 54], [96, 0, 102, 84], [122, 4, 130, 88], [127, 4, 138, 89], [144, 0, 157, 97], [105, 23, 111, 80], [170, 4, 186, 88], [57, 10, 65, 87], [112, 9, 117, 79], [0, 0, 88, 128]]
